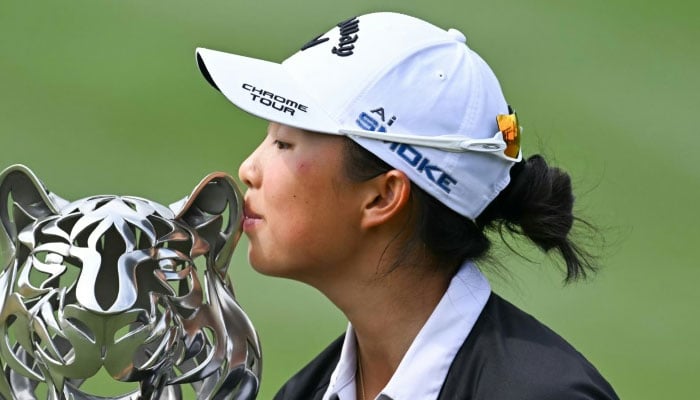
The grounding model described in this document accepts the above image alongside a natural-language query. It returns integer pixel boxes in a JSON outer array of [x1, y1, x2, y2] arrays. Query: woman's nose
[[238, 147, 259, 188]]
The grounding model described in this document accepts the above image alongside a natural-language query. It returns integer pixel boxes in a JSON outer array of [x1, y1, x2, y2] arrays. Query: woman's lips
[[243, 205, 263, 232]]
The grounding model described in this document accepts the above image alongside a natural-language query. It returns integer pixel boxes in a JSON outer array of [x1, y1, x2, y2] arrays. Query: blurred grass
[[1, 0, 698, 398]]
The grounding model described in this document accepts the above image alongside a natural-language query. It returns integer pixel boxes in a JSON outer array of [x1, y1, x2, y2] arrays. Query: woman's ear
[[360, 169, 412, 229]]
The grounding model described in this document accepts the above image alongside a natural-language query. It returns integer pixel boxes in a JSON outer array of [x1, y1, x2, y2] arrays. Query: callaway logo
[[356, 108, 459, 194], [242, 83, 308, 116], [300, 16, 359, 57], [332, 17, 359, 56]]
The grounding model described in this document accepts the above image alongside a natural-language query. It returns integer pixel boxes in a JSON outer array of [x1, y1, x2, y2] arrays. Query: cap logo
[[300, 34, 329, 51], [355, 108, 458, 194], [242, 83, 308, 115], [356, 108, 396, 132], [299, 16, 360, 57], [388, 142, 457, 193], [332, 16, 359, 57]]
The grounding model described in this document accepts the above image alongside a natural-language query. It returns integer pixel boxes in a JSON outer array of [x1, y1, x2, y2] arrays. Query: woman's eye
[[273, 140, 292, 150]]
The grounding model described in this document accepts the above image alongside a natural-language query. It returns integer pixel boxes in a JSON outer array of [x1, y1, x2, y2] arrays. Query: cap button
[[447, 28, 466, 44]]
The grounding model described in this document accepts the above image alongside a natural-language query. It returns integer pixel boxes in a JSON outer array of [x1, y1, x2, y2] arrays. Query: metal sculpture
[[0, 165, 261, 400]]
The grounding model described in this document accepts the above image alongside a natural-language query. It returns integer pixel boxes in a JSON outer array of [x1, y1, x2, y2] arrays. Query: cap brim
[[196, 48, 339, 134]]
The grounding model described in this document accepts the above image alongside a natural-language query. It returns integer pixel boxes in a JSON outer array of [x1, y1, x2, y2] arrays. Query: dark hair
[[342, 139, 597, 283]]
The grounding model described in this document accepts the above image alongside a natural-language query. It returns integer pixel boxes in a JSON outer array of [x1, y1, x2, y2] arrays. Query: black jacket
[[274, 293, 618, 400]]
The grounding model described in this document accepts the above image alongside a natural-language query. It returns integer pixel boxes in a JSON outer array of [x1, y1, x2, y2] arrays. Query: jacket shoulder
[[440, 293, 619, 400]]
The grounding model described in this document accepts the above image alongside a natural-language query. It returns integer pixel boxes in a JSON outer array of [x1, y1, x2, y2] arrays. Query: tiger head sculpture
[[0, 165, 261, 400]]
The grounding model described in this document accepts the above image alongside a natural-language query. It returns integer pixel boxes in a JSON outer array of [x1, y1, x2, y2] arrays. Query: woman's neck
[[321, 259, 452, 399]]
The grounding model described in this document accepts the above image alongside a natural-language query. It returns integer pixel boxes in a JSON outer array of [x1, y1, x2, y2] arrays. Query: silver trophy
[[0, 165, 261, 400]]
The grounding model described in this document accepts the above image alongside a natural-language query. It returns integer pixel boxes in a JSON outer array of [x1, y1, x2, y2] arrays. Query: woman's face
[[238, 123, 368, 283]]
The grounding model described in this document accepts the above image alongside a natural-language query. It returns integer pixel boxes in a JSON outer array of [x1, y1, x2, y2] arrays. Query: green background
[[1, 0, 698, 398]]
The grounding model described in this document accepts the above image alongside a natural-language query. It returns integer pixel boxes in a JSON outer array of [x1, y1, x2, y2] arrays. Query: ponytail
[[477, 155, 597, 282]]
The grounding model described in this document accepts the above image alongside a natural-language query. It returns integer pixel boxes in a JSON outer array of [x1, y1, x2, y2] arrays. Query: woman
[[195, 12, 618, 400]]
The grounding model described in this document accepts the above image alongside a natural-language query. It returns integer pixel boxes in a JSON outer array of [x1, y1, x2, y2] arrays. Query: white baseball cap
[[196, 12, 522, 219]]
